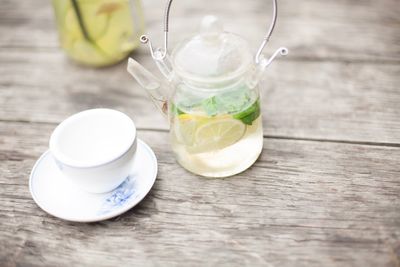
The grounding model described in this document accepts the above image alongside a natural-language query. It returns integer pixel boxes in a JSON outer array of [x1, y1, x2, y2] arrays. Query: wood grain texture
[[1, 0, 400, 144], [1, 0, 400, 266], [1, 0, 399, 62], [0, 121, 399, 267], [1, 49, 399, 144]]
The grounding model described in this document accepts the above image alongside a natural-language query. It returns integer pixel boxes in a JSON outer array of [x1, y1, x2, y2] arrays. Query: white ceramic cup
[[49, 109, 137, 194]]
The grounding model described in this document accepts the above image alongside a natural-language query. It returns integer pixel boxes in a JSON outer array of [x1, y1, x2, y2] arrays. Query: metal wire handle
[[141, 0, 278, 63]]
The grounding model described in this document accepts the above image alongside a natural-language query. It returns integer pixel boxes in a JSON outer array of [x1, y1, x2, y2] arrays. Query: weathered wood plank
[[1, 49, 399, 144], [0, 0, 399, 62], [0, 121, 399, 267], [1, 0, 400, 266]]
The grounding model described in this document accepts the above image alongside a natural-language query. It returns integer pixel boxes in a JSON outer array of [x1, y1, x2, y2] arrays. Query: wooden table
[[1, 0, 399, 266]]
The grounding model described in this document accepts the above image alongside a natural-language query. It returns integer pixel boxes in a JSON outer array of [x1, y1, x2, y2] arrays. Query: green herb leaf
[[233, 99, 260, 125], [201, 96, 219, 116], [70, 0, 90, 41], [171, 102, 186, 115], [215, 90, 251, 114]]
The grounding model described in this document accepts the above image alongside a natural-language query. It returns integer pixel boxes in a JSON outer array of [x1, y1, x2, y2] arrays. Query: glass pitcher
[[127, 0, 287, 177], [52, 0, 144, 67]]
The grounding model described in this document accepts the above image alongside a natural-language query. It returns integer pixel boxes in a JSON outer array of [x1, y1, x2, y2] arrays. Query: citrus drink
[[170, 94, 263, 177], [52, 0, 143, 67]]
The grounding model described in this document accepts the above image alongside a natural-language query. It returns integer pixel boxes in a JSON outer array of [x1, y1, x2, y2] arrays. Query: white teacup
[[49, 109, 137, 193]]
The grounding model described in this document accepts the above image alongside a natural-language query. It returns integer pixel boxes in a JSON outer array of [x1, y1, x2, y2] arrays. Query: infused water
[[170, 91, 263, 177], [52, 0, 143, 67]]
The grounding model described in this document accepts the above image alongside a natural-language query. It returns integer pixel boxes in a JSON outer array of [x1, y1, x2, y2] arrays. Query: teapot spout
[[127, 58, 169, 116], [248, 47, 288, 89]]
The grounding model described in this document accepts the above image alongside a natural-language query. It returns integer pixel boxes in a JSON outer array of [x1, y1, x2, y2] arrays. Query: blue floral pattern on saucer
[[97, 176, 139, 215], [30, 139, 157, 222]]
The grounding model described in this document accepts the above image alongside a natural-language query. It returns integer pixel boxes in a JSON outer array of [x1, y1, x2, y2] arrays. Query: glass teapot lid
[[171, 16, 253, 84], [139, 0, 288, 88]]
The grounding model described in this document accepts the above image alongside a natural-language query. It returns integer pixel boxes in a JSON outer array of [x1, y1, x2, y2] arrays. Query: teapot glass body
[[167, 74, 263, 177], [127, 0, 288, 177]]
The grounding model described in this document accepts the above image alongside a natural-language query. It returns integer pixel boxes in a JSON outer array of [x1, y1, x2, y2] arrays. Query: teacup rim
[[49, 108, 137, 169]]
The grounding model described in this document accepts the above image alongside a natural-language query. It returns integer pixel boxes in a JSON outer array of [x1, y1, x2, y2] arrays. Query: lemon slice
[[189, 117, 246, 153], [80, 2, 109, 40], [70, 39, 109, 65], [96, 3, 136, 56], [174, 114, 206, 146]]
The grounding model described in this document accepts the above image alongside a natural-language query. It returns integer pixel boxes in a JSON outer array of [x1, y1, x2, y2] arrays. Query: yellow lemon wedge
[[96, 3, 136, 56], [192, 117, 246, 153], [174, 114, 246, 154], [174, 114, 206, 147]]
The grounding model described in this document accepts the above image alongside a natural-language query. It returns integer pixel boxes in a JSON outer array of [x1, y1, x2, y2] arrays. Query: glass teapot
[[127, 0, 287, 177]]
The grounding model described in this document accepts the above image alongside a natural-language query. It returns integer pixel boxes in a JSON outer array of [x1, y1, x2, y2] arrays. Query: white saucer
[[29, 139, 157, 222]]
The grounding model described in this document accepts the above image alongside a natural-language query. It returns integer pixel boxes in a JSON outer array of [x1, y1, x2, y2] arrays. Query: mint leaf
[[216, 90, 251, 114], [170, 102, 186, 115], [201, 96, 219, 116], [233, 99, 260, 125]]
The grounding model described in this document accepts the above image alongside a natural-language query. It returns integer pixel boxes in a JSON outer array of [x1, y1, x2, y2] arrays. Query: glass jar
[[52, 0, 144, 67]]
